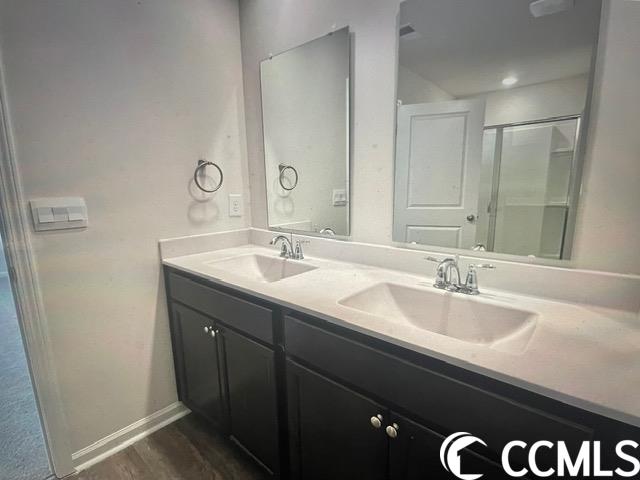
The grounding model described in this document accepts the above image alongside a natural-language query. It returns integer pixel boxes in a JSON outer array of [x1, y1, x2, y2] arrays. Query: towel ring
[[278, 164, 298, 191], [194, 160, 223, 193]]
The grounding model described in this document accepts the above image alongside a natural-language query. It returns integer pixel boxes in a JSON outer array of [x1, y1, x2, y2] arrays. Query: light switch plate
[[30, 197, 88, 232], [228, 194, 243, 217]]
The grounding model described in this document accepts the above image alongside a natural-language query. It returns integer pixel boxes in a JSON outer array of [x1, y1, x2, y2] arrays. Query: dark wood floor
[[72, 414, 270, 480]]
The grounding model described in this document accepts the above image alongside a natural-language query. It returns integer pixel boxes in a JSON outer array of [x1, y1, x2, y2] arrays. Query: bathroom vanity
[[162, 237, 640, 479], [162, 1, 639, 478]]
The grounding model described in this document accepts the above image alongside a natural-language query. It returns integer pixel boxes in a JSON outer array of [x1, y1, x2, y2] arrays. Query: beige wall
[[397, 65, 454, 105], [0, 0, 250, 452], [241, 0, 640, 275], [469, 75, 589, 126], [572, 0, 640, 274]]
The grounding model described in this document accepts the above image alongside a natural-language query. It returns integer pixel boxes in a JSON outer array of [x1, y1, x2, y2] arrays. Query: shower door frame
[[0, 61, 74, 476], [483, 114, 582, 259]]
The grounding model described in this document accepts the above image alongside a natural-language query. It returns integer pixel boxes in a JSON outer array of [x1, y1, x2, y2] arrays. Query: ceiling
[[399, 0, 602, 97]]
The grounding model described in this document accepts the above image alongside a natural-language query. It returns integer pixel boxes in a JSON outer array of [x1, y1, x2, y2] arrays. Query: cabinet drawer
[[284, 316, 593, 461], [168, 272, 273, 344]]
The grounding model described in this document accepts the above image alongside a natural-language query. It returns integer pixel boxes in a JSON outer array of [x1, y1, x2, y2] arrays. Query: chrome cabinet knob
[[204, 326, 210, 334], [210, 329, 217, 338], [386, 423, 399, 439], [370, 414, 383, 429]]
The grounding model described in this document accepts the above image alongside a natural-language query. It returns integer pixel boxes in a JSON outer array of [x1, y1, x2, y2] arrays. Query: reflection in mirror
[[261, 27, 350, 237], [393, 0, 602, 260]]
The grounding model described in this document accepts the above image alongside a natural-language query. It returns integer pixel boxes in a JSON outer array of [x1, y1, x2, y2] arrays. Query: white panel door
[[393, 99, 485, 248]]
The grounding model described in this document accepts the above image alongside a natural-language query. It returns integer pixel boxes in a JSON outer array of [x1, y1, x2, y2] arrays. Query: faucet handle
[[426, 255, 460, 264], [465, 263, 495, 295], [294, 239, 309, 260], [469, 263, 495, 270]]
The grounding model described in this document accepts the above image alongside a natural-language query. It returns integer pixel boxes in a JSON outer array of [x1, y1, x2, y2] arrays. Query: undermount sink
[[339, 283, 537, 351], [206, 254, 317, 283]]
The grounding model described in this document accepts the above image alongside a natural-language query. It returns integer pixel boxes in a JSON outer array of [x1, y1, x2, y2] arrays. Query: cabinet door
[[224, 327, 279, 474], [173, 304, 226, 428], [389, 413, 514, 480], [287, 360, 388, 480]]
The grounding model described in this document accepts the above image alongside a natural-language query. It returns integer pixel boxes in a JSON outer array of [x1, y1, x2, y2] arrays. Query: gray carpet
[[0, 275, 52, 480]]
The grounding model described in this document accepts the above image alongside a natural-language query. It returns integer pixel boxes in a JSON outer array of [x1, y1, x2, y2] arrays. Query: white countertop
[[163, 244, 640, 428]]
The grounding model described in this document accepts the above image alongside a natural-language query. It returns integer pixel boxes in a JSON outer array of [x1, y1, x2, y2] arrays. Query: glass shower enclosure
[[476, 116, 581, 260]]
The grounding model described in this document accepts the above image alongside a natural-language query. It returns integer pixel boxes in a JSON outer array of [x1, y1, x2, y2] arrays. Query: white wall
[[572, 0, 640, 274], [397, 66, 454, 105], [239, 0, 400, 244], [0, 0, 250, 453], [469, 75, 589, 126]]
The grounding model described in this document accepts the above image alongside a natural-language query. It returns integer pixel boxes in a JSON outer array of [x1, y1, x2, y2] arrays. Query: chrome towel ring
[[194, 159, 223, 193], [278, 164, 299, 191]]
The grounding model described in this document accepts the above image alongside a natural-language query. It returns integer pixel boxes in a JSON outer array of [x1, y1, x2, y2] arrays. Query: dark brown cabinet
[[166, 272, 279, 476], [165, 267, 639, 480], [286, 361, 388, 480], [286, 359, 511, 480], [388, 413, 514, 480], [172, 304, 226, 429], [225, 327, 279, 473]]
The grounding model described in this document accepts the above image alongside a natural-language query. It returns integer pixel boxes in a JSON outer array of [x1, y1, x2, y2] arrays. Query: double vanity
[[161, 230, 640, 479]]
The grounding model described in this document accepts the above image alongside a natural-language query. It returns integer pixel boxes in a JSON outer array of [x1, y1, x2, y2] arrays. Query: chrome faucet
[[426, 256, 495, 295], [270, 234, 294, 258], [319, 227, 336, 236], [270, 234, 307, 260]]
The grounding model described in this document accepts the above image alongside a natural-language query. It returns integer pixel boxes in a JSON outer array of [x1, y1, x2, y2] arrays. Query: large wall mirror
[[261, 27, 351, 237], [393, 0, 602, 261]]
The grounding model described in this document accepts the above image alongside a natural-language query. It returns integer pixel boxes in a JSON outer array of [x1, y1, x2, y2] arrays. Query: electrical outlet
[[228, 194, 243, 217], [332, 189, 347, 206]]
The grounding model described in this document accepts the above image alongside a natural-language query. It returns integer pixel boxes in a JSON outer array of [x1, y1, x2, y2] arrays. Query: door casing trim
[[0, 51, 75, 478]]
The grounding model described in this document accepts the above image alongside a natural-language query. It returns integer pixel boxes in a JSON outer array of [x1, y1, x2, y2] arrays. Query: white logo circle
[[440, 432, 488, 480]]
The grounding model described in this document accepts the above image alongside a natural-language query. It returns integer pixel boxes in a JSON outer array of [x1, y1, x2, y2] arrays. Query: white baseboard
[[72, 401, 190, 472]]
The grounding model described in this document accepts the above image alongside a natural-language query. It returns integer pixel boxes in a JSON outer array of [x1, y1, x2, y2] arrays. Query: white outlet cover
[[332, 189, 347, 207], [228, 194, 243, 217]]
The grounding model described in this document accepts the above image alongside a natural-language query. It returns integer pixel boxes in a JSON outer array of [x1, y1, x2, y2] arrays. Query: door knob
[[370, 414, 383, 429], [466, 214, 476, 223], [386, 423, 399, 439]]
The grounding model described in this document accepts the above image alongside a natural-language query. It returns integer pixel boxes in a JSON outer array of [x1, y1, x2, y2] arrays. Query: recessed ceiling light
[[502, 76, 518, 87]]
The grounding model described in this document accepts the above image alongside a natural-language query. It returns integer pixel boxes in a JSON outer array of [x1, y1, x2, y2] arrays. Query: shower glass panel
[[476, 129, 498, 252], [481, 118, 579, 259]]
